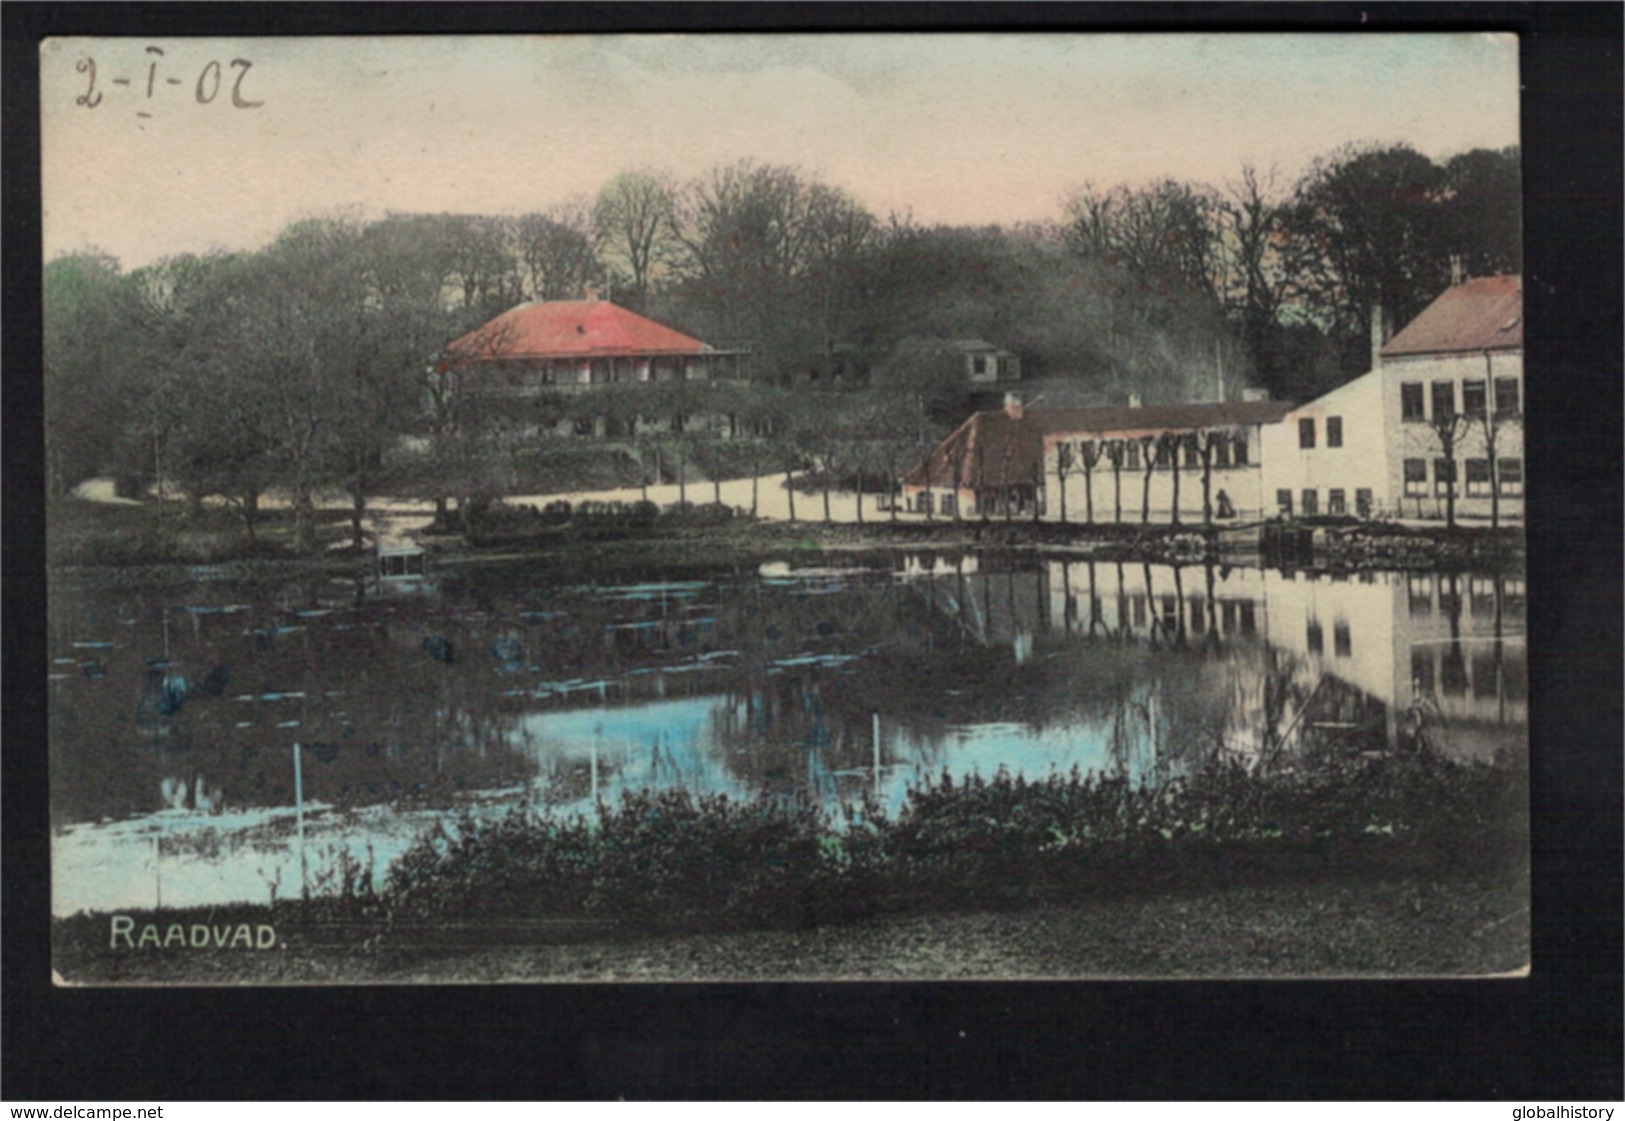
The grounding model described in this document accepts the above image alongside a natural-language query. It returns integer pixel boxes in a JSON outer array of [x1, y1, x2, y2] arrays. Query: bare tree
[[515, 200, 602, 301], [1054, 441, 1074, 525], [1475, 397, 1521, 533], [1419, 409, 1474, 530], [1216, 163, 1294, 366], [1105, 439, 1126, 524], [1061, 178, 1222, 303], [594, 171, 679, 308], [1138, 436, 1159, 525]]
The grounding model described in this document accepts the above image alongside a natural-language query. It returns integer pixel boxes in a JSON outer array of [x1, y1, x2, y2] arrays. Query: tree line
[[45, 142, 1519, 543]]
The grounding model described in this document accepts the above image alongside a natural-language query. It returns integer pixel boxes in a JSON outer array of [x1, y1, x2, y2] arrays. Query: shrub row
[[380, 754, 1526, 933]]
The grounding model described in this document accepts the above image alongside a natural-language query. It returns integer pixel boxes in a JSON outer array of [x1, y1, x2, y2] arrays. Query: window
[[1334, 621, 1352, 658], [1188, 599, 1205, 634], [1437, 575, 1462, 616], [1465, 458, 1492, 497], [1326, 416, 1343, 448], [1401, 382, 1425, 422], [1498, 458, 1524, 496], [1238, 601, 1256, 634], [916, 492, 934, 515], [1232, 436, 1249, 466], [1298, 417, 1316, 449], [1441, 646, 1468, 696], [1411, 649, 1435, 692], [971, 355, 987, 377], [1403, 459, 1427, 497], [1215, 439, 1231, 467], [1125, 444, 1140, 470], [1327, 489, 1346, 515], [1306, 619, 1324, 655], [1221, 601, 1237, 633], [1183, 438, 1200, 468], [1431, 380, 1456, 420], [1462, 379, 1487, 416], [1276, 489, 1293, 516], [940, 493, 957, 517], [1434, 458, 1457, 497], [1154, 441, 1171, 468], [1494, 376, 1520, 415], [1356, 488, 1373, 518], [1301, 489, 1319, 516]]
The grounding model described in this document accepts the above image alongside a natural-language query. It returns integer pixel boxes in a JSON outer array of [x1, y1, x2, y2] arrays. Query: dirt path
[[56, 872, 1527, 985]]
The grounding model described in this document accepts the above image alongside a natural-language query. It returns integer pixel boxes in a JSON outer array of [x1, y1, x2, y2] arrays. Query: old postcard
[[42, 33, 1527, 983]]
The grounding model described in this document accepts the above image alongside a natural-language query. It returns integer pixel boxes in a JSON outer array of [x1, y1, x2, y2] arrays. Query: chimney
[[1370, 304, 1390, 370], [1127, 392, 1143, 409], [1449, 254, 1465, 287], [1241, 387, 1270, 403], [1003, 392, 1025, 420]]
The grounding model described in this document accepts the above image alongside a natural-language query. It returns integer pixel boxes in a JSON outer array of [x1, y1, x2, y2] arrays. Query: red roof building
[[445, 298, 745, 391], [904, 398, 1293, 521]]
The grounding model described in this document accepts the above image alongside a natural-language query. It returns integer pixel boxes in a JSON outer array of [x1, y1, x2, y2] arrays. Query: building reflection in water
[[50, 555, 1527, 827]]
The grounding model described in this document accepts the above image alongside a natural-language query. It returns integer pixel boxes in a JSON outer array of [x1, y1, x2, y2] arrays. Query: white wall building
[[1262, 275, 1524, 522]]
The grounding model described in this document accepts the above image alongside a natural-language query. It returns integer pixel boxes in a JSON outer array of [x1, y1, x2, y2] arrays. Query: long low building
[[902, 398, 1292, 523], [902, 275, 1524, 526]]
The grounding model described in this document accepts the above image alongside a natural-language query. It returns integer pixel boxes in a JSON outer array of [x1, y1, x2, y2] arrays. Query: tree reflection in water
[[48, 553, 1527, 831]]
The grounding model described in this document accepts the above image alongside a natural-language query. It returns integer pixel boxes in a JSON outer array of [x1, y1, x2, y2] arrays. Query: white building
[[1262, 275, 1524, 522], [902, 396, 1291, 523]]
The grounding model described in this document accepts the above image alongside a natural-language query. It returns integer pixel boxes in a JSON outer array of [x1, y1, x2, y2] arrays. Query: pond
[[48, 550, 1527, 914]]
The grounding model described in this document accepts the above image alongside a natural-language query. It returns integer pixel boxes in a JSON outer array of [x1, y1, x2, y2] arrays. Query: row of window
[[1400, 376, 1520, 423], [1297, 416, 1344, 449], [1412, 645, 1528, 703], [1118, 435, 1251, 470], [1402, 457, 1524, 498], [1407, 573, 1527, 621], [1066, 593, 1260, 636], [1057, 435, 1253, 471], [1304, 619, 1354, 659], [1277, 488, 1373, 517]]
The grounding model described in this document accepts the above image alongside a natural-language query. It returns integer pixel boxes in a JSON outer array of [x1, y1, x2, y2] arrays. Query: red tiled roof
[[1381, 275, 1523, 359], [903, 401, 1293, 489], [447, 300, 710, 361]]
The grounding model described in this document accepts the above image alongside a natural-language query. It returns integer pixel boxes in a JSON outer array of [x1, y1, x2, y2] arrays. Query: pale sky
[[40, 33, 1520, 270]]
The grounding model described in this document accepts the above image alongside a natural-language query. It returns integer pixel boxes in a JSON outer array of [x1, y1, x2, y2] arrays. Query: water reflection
[[49, 552, 1527, 912]]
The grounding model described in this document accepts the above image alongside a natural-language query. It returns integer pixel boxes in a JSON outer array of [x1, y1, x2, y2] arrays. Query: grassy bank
[[54, 751, 1528, 981], [53, 870, 1528, 983]]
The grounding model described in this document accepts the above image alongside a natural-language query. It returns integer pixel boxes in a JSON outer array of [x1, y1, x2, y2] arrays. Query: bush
[[380, 753, 1525, 934], [386, 790, 831, 931], [659, 501, 735, 527]]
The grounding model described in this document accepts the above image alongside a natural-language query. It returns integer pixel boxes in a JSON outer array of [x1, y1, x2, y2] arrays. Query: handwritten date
[[76, 46, 263, 118]]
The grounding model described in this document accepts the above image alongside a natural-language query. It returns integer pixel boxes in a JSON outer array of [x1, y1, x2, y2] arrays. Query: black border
[[6, 3, 1620, 1101]]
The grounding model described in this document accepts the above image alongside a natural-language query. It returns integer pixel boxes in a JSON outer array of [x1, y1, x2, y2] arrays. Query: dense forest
[[45, 142, 1520, 545]]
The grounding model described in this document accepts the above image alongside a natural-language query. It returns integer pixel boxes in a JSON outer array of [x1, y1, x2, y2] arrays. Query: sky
[[40, 33, 1521, 270]]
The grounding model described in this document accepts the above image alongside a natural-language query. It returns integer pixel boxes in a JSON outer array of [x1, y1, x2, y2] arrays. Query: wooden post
[[872, 712, 881, 794], [293, 742, 307, 900], [591, 728, 600, 802]]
